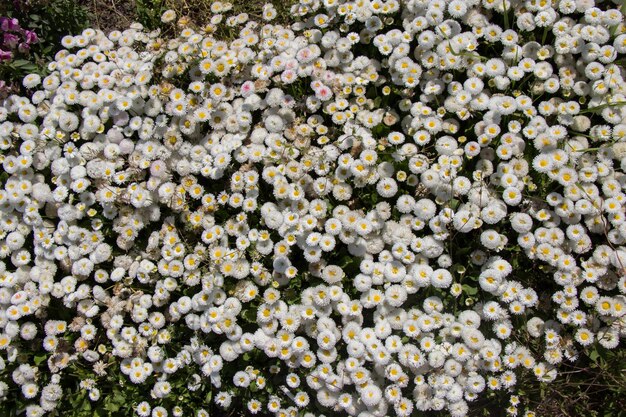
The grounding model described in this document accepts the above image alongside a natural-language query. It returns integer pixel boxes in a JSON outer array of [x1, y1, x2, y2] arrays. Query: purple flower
[[8, 17, 20, 31], [24, 30, 38, 44], [0, 17, 20, 32], [3, 33, 19, 49], [0, 49, 12, 61]]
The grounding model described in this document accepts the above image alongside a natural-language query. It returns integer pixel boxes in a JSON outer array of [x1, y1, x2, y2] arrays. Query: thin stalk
[[579, 101, 626, 114], [502, 0, 509, 30]]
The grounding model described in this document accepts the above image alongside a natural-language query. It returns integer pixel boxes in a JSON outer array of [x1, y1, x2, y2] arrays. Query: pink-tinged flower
[[240, 80, 255, 97], [315, 85, 333, 101]]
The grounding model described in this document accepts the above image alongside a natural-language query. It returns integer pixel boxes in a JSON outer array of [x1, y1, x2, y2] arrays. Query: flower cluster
[[0, 17, 38, 61], [0, 16, 38, 99], [0, 0, 625, 416]]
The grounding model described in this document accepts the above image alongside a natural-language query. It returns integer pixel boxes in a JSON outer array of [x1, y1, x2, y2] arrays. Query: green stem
[[579, 101, 626, 114], [502, 0, 510, 30]]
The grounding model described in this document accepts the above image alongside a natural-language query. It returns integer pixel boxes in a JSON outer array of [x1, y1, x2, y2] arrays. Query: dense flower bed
[[0, 0, 625, 416]]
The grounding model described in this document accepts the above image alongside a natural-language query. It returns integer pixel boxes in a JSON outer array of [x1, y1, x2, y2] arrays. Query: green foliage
[[135, 0, 168, 30], [0, 0, 91, 90], [521, 347, 626, 417], [10, 0, 90, 58]]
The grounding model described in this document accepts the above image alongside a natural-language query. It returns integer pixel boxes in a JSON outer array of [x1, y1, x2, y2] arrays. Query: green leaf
[[372, 123, 390, 137], [81, 400, 92, 412], [284, 288, 298, 303], [462, 284, 478, 295], [242, 308, 257, 323], [104, 400, 120, 413], [204, 390, 213, 404], [113, 391, 125, 404], [340, 256, 353, 268], [69, 392, 86, 410], [11, 59, 35, 69], [34, 354, 47, 366]]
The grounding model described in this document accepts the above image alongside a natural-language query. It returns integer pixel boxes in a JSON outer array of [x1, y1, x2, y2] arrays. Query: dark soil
[[79, 0, 138, 33]]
